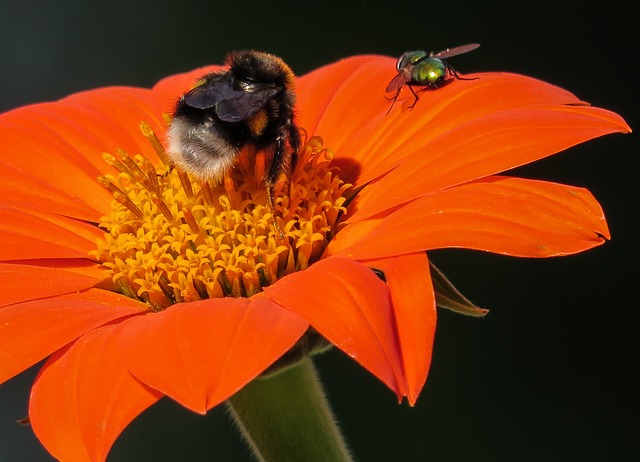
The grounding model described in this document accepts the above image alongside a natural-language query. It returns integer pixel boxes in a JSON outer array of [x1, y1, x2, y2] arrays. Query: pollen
[[91, 123, 351, 311]]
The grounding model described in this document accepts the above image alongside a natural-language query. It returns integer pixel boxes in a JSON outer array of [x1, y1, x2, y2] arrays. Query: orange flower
[[0, 54, 630, 461]]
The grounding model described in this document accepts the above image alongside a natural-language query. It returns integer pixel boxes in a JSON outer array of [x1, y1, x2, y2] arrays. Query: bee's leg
[[288, 122, 301, 171], [265, 182, 283, 235], [266, 184, 285, 239], [266, 135, 287, 239]]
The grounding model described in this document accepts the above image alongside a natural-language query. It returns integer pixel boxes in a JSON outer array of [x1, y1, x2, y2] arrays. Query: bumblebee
[[167, 50, 300, 208]]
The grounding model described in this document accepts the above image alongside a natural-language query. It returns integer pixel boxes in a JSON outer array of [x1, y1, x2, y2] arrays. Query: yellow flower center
[[91, 123, 351, 311]]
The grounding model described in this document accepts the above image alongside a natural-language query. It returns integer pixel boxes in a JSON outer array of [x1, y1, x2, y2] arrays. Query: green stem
[[226, 357, 353, 461]]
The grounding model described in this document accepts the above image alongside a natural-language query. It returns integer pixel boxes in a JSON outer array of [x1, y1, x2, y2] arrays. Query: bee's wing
[[183, 74, 232, 110], [184, 76, 280, 123], [385, 73, 409, 94], [216, 83, 280, 122], [432, 43, 480, 60]]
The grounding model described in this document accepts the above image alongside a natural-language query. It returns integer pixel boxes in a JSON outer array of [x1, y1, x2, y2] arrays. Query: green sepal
[[431, 261, 489, 317]]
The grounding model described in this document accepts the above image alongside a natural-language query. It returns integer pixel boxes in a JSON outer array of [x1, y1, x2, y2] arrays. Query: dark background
[[0, 1, 636, 461]]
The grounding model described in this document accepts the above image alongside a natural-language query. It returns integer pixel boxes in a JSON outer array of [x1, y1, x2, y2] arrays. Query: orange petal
[[0, 161, 103, 220], [351, 104, 630, 221], [0, 87, 167, 220], [117, 296, 308, 413], [0, 289, 148, 385], [0, 122, 111, 220], [30, 323, 162, 462], [263, 256, 406, 400], [297, 57, 629, 187], [366, 253, 437, 405], [343, 72, 629, 186], [0, 261, 106, 308], [331, 176, 609, 259], [296, 55, 387, 140], [61, 87, 166, 161], [0, 206, 104, 260]]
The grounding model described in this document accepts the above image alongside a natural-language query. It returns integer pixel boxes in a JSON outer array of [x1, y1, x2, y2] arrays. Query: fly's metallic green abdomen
[[412, 59, 447, 87]]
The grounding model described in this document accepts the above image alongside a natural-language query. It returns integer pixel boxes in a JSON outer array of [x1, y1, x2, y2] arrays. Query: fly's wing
[[183, 73, 279, 122], [385, 72, 410, 94], [432, 43, 480, 60]]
